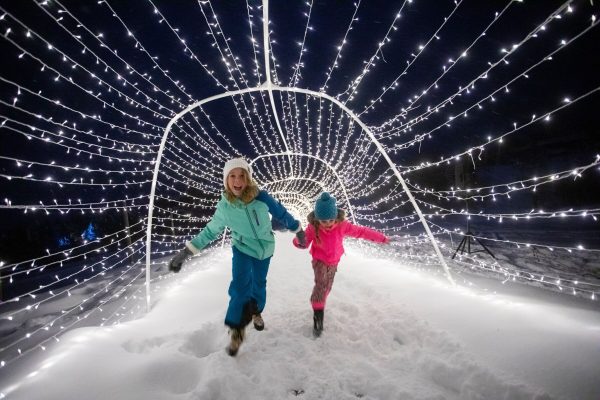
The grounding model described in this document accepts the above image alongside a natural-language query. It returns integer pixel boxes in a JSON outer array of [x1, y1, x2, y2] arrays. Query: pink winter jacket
[[293, 220, 388, 265]]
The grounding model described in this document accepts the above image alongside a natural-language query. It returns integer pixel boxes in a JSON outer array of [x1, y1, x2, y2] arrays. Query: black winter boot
[[313, 310, 324, 337]]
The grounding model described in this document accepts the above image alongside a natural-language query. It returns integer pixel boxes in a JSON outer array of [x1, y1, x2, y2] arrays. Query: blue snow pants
[[224, 246, 271, 328]]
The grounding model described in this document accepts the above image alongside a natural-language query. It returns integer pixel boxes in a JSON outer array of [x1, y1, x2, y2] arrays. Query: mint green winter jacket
[[186, 190, 300, 260]]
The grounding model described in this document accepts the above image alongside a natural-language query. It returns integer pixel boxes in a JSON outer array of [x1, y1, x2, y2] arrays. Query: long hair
[[307, 209, 346, 244], [224, 169, 259, 204]]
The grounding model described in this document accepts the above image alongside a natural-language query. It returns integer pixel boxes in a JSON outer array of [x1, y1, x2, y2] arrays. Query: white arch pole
[[262, 0, 294, 176], [250, 153, 357, 224], [145, 86, 454, 311]]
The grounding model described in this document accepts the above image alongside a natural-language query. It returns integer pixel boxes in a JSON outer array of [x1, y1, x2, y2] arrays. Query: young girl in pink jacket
[[293, 192, 389, 337]]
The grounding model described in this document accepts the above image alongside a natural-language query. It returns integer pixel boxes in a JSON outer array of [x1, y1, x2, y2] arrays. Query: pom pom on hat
[[223, 158, 252, 188], [314, 192, 338, 220]]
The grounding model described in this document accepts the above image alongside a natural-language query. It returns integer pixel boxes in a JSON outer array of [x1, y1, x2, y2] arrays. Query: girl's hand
[[295, 230, 307, 249], [169, 248, 192, 272]]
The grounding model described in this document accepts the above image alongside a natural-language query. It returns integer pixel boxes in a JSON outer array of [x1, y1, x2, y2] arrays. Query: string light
[[0, 0, 598, 385], [377, 1, 581, 137]]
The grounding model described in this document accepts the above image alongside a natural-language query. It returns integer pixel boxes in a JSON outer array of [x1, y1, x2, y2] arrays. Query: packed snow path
[[5, 233, 600, 400]]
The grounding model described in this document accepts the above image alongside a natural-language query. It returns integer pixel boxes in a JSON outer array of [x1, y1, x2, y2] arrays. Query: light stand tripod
[[452, 200, 496, 260]]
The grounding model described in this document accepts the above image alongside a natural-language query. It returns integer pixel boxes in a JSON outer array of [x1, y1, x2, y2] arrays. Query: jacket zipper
[[253, 210, 260, 226], [245, 207, 265, 258]]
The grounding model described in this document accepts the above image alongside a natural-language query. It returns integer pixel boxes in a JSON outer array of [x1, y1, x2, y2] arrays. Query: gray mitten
[[295, 229, 307, 249], [168, 248, 192, 273]]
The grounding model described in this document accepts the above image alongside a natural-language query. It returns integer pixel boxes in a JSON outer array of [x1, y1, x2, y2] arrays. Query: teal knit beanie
[[314, 192, 337, 220]]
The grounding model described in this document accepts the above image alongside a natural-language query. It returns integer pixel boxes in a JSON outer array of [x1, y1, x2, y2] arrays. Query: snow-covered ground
[[2, 232, 599, 400]]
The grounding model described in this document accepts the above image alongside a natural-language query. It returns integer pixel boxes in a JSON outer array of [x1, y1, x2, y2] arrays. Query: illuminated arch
[[250, 153, 357, 224], [144, 83, 454, 310], [144, 0, 454, 310]]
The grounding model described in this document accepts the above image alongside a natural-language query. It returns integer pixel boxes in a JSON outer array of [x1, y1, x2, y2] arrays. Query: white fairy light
[[0, 0, 597, 379], [377, 1, 581, 136]]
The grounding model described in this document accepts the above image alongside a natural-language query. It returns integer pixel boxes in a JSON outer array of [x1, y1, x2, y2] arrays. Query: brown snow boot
[[252, 313, 265, 331], [226, 327, 245, 356]]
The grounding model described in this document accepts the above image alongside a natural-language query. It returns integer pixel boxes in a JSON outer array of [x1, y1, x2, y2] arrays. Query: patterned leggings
[[310, 260, 338, 311]]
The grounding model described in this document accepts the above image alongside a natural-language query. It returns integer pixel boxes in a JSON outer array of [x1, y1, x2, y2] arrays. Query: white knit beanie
[[222, 158, 253, 188]]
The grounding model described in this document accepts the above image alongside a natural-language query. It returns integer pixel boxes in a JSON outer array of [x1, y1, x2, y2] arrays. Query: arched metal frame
[[267, 191, 313, 220], [144, 83, 455, 311], [144, 0, 454, 311], [258, 177, 325, 218], [260, 176, 326, 191], [268, 191, 313, 210], [250, 152, 357, 224]]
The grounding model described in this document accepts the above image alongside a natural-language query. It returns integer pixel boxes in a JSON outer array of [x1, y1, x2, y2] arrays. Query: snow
[[2, 232, 600, 400]]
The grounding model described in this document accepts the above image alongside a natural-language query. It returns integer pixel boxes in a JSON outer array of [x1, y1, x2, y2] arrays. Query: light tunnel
[[144, 84, 455, 311], [0, 0, 598, 386]]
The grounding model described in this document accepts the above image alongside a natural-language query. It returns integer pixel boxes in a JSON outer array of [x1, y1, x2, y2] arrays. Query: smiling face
[[226, 168, 248, 197]]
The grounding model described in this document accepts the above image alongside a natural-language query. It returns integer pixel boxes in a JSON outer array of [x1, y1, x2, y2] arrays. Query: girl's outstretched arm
[[256, 190, 300, 232], [186, 198, 227, 253], [342, 221, 388, 243]]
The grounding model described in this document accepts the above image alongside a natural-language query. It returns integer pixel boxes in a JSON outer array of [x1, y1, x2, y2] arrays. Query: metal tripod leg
[[452, 235, 469, 259], [452, 231, 496, 259], [473, 236, 496, 259]]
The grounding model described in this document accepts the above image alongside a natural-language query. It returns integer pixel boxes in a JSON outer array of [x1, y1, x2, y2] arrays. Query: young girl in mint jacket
[[168, 158, 305, 356], [293, 192, 388, 337]]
